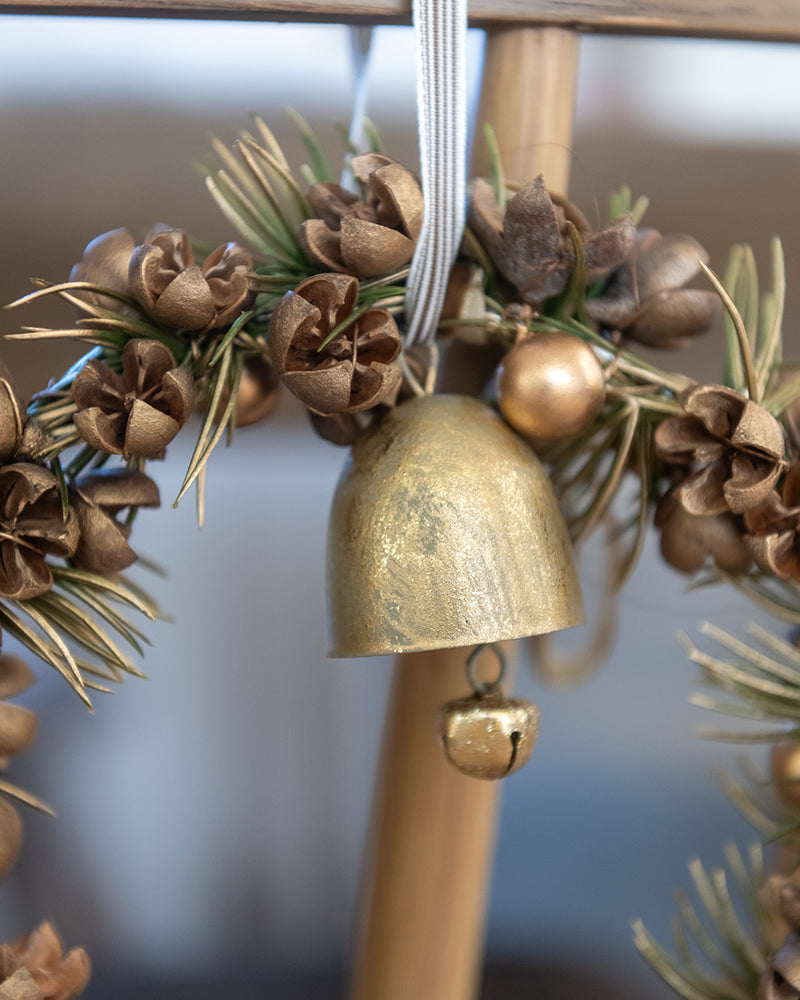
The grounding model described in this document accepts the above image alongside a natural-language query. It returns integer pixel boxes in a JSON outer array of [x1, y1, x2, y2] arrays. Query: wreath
[[0, 116, 798, 999]]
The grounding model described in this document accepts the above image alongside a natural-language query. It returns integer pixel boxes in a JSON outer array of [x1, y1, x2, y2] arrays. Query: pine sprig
[[633, 844, 779, 1000], [0, 566, 160, 707], [686, 621, 800, 741]]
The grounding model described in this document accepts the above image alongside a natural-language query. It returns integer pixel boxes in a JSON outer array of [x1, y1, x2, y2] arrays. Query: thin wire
[[405, 0, 467, 347], [466, 643, 507, 695]]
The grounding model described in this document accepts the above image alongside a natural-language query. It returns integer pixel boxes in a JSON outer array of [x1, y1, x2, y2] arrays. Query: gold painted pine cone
[[0, 655, 37, 882], [655, 383, 787, 515], [0, 923, 90, 1000], [70, 226, 254, 332], [73, 339, 194, 460], [744, 461, 800, 581], [655, 487, 751, 575], [758, 879, 800, 1000], [0, 464, 79, 601], [69, 470, 160, 576], [585, 230, 720, 348], [299, 154, 423, 278], [268, 273, 401, 415]]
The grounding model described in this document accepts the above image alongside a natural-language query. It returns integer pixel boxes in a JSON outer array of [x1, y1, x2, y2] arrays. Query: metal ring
[[465, 643, 506, 696]]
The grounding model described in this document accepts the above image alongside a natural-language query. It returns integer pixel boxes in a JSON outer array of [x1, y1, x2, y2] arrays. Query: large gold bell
[[327, 394, 584, 656]]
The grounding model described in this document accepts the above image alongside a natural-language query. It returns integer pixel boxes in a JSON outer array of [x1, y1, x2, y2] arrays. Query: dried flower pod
[[585, 230, 720, 348], [743, 461, 800, 580], [0, 923, 90, 1000], [70, 470, 160, 575], [654, 384, 786, 515], [308, 410, 371, 447], [299, 154, 423, 278], [655, 487, 750, 575], [268, 273, 402, 415], [73, 339, 195, 460], [68, 228, 138, 313], [129, 227, 253, 332], [758, 878, 800, 1000], [0, 464, 78, 601], [0, 364, 26, 463], [467, 176, 635, 304], [0, 655, 36, 884], [0, 798, 22, 888]]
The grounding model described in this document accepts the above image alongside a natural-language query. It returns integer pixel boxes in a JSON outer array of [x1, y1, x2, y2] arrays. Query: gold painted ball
[[437, 692, 540, 780], [497, 333, 606, 443], [771, 740, 800, 809]]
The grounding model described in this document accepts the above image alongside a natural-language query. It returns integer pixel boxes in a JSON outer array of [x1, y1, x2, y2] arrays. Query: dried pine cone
[[467, 176, 635, 305], [69, 470, 160, 575], [585, 230, 720, 348], [0, 655, 37, 882], [0, 465, 78, 601], [744, 461, 800, 580], [299, 154, 423, 278], [70, 226, 254, 331], [73, 339, 194, 460], [654, 384, 786, 515], [129, 228, 253, 332], [0, 364, 47, 462], [655, 486, 750, 575], [0, 923, 90, 1000], [758, 878, 800, 1000], [268, 273, 401, 415]]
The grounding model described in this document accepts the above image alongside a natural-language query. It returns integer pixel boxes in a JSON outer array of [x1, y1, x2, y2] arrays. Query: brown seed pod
[[268, 273, 401, 416], [496, 332, 606, 444], [0, 798, 22, 884], [299, 154, 423, 278], [0, 922, 91, 999]]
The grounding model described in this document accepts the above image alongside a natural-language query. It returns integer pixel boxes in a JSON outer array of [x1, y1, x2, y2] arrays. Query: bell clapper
[[437, 644, 540, 780]]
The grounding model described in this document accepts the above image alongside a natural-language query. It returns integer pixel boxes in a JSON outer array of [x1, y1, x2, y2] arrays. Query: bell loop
[[465, 643, 507, 697]]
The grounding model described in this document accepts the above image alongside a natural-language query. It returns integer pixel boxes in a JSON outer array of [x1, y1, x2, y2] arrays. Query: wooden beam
[[2, 0, 800, 42]]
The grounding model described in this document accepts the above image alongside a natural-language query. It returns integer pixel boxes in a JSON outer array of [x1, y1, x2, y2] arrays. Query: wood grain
[[3, 0, 800, 40], [472, 26, 580, 194]]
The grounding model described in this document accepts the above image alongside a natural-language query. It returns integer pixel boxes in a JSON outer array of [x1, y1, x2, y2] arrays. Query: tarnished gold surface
[[327, 394, 584, 656], [438, 692, 540, 780]]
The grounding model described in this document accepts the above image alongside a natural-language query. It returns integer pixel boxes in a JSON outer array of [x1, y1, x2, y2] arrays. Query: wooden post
[[472, 26, 580, 192], [348, 27, 580, 1000]]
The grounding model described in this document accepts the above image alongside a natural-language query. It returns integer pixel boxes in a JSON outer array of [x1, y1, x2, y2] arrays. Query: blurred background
[[0, 15, 798, 998]]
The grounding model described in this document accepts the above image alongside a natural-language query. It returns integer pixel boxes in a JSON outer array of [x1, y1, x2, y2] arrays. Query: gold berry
[[497, 332, 606, 443], [771, 740, 800, 809]]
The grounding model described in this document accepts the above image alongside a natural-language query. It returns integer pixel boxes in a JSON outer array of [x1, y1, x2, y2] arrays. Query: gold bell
[[327, 394, 584, 656], [438, 690, 539, 780]]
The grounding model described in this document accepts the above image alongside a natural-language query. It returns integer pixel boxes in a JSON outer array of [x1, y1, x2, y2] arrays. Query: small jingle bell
[[438, 690, 539, 780], [437, 644, 539, 781]]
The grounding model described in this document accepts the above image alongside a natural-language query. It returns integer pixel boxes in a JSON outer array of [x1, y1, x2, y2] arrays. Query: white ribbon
[[404, 0, 468, 347]]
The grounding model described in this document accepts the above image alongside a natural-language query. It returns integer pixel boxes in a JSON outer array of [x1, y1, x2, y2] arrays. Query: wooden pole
[[349, 647, 500, 1000], [472, 26, 581, 193], [348, 27, 580, 1000]]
